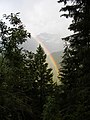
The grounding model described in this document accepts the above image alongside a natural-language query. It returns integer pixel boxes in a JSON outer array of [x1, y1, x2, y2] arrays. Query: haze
[[0, 0, 72, 37]]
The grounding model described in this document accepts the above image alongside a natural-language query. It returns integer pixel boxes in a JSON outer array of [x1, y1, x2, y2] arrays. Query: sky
[[0, 0, 72, 37]]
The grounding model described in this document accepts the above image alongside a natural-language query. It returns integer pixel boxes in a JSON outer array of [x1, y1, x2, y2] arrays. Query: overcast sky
[[0, 0, 72, 37]]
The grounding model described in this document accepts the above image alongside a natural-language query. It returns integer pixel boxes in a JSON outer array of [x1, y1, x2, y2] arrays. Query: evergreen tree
[[57, 0, 90, 120], [31, 45, 53, 120], [0, 13, 54, 120], [0, 13, 34, 120], [43, 0, 90, 120]]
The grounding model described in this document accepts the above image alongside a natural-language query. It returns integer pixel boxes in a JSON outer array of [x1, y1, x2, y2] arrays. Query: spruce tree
[[57, 0, 90, 120], [43, 1, 90, 120], [31, 45, 53, 120]]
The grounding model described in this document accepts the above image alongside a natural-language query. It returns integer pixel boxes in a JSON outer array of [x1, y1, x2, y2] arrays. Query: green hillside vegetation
[[51, 51, 63, 68], [46, 51, 63, 83]]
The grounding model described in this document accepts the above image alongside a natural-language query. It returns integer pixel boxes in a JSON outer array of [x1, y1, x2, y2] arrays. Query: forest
[[0, 0, 90, 120]]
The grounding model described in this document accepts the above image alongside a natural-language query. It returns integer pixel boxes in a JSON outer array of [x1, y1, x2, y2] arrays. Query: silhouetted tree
[[0, 13, 34, 120], [57, 0, 90, 120], [29, 45, 54, 120], [43, 0, 90, 120]]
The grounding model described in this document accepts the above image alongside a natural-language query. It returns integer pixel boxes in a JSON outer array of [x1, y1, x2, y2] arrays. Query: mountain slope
[[47, 51, 63, 82], [51, 51, 63, 68], [37, 33, 63, 53]]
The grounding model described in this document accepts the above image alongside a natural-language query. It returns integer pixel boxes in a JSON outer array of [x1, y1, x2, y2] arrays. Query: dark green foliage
[[30, 45, 53, 120], [0, 13, 33, 120], [43, 0, 90, 120], [58, 0, 90, 120], [0, 13, 54, 120], [43, 85, 63, 120]]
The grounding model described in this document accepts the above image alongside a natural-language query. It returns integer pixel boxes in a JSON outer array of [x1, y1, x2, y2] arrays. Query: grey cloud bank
[[0, 0, 72, 37]]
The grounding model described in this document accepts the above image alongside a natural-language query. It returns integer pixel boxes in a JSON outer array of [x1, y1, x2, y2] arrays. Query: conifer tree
[[43, 0, 90, 120], [0, 14, 54, 120], [57, 0, 90, 120], [0, 13, 33, 120], [31, 45, 53, 120]]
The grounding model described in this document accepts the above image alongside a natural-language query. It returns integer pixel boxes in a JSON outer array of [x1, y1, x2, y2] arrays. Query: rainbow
[[31, 34, 59, 81]]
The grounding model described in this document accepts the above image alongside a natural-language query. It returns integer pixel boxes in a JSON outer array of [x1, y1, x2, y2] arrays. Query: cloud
[[0, 0, 72, 37]]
